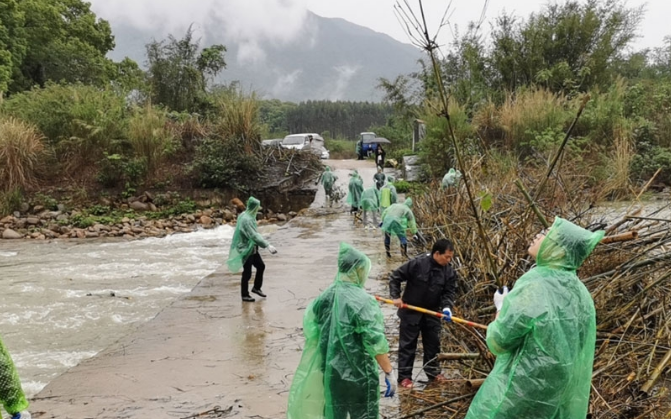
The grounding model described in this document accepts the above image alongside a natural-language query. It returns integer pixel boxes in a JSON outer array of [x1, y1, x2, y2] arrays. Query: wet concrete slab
[[31, 160, 400, 418]]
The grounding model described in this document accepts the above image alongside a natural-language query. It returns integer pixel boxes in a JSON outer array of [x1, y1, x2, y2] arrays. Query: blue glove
[[12, 412, 32, 419], [442, 307, 452, 322], [384, 369, 397, 397]]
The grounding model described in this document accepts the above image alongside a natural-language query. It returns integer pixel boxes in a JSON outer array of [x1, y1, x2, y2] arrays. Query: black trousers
[[397, 314, 442, 381], [241, 252, 265, 297]]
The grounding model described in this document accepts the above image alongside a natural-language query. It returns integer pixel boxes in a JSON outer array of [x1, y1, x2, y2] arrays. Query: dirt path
[[31, 159, 403, 419]]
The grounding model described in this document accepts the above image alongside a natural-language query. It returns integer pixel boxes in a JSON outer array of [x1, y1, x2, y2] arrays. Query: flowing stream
[[0, 226, 234, 396]]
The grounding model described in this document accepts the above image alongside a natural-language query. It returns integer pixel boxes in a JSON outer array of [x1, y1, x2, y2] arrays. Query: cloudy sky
[[88, 0, 670, 51]]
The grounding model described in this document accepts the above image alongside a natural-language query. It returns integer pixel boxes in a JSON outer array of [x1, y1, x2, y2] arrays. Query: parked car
[[261, 138, 283, 148], [281, 133, 325, 150]]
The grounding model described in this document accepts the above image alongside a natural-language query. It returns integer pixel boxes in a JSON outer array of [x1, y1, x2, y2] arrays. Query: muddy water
[[0, 226, 238, 396]]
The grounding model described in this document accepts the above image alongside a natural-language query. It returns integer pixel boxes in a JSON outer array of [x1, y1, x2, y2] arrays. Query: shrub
[[128, 105, 176, 173], [392, 180, 412, 193], [210, 90, 262, 154], [188, 138, 262, 190], [631, 146, 671, 185], [325, 138, 356, 159], [2, 83, 127, 171], [0, 188, 23, 217], [0, 117, 46, 190], [96, 153, 147, 188]]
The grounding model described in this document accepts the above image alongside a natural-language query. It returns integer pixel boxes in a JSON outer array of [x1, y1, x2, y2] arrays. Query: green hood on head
[[387, 176, 395, 183], [537, 217, 604, 271], [336, 242, 371, 287], [325, 166, 331, 172], [404, 197, 413, 208], [245, 196, 261, 215]]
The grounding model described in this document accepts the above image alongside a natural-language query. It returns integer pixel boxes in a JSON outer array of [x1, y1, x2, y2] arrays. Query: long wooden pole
[[375, 296, 488, 330]]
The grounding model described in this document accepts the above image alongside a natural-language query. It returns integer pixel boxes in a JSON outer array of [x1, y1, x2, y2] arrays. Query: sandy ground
[[30, 159, 405, 419]]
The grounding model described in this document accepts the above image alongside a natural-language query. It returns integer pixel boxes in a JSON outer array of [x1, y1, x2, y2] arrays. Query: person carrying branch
[[465, 217, 604, 418], [389, 239, 458, 388], [288, 243, 396, 418]]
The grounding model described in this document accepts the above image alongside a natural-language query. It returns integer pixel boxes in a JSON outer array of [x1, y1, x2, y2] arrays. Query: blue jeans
[[384, 233, 407, 247]]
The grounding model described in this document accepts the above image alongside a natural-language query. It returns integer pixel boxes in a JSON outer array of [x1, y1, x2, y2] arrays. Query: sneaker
[[399, 378, 413, 388], [251, 288, 267, 298], [242, 296, 255, 302]]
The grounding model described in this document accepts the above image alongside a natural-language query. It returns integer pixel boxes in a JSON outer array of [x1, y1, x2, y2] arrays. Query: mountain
[[107, 12, 423, 102]]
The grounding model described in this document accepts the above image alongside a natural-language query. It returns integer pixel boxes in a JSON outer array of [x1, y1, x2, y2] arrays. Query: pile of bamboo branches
[[386, 170, 671, 419]]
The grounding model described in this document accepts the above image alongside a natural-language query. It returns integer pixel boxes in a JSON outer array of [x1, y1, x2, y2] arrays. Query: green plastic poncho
[[226, 197, 270, 272], [465, 217, 604, 419], [381, 198, 417, 236], [380, 182, 398, 209], [441, 168, 462, 189], [0, 336, 28, 416], [346, 171, 364, 208], [287, 243, 390, 419], [320, 167, 337, 193], [360, 187, 381, 212]]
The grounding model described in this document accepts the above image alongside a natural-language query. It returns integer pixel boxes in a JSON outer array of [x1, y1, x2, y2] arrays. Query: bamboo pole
[[465, 378, 485, 389], [514, 179, 550, 228], [375, 296, 489, 330], [438, 353, 481, 361], [641, 348, 671, 394], [600, 231, 639, 244]]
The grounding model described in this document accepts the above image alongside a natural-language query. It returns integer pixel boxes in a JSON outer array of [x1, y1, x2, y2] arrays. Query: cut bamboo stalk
[[600, 231, 639, 244], [438, 353, 480, 361], [465, 378, 485, 389], [641, 348, 671, 394]]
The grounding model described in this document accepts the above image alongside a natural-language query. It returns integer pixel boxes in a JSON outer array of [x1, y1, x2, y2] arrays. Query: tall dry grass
[[128, 105, 176, 173], [602, 120, 635, 199], [212, 90, 261, 154], [0, 118, 46, 190]]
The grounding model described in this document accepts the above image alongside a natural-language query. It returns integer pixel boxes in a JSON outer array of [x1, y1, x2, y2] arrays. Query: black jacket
[[389, 253, 458, 320]]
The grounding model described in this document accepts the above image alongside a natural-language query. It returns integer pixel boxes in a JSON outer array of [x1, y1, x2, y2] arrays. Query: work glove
[[12, 412, 32, 419], [412, 234, 419, 241], [384, 369, 397, 397], [493, 286, 509, 311], [442, 307, 452, 322], [268, 245, 278, 255]]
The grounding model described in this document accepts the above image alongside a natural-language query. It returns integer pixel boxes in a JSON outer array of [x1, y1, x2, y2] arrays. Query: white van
[[281, 133, 329, 159]]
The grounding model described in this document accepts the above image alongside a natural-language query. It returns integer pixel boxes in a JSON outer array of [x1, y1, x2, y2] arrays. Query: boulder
[[130, 201, 150, 212], [256, 212, 264, 221], [223, 210, 235, 222], [56, 214, 69, 222], [85, 231, 99, 238], [0, 216, 15, 224], [200, 215, 213, 226], [2, 229, 22, 239], [26, 217, 40, 225], [231, 198, 246, 212], [57, 204, 67, 212], [19, 203, 30, 213], [288, 211, 298, 218], [32, 205, 45, 213], [148, 203, 157, 212], [203, 209, 213, 217], [277, 214, 288, 222]]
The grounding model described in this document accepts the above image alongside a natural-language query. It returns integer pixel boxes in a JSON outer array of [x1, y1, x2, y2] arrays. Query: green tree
[[146, 27, 226, 112], [0, 0, 26, 94], [11, 0, 116, 92]]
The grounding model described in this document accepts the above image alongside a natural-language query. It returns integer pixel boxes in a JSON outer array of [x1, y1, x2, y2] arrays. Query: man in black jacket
[[389, 239, 458, 388]]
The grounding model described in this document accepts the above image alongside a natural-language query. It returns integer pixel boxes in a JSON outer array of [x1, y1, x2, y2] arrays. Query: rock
[[20, 203, 30, 213], [60, 227, 71, 235], [45, 211, 61, 219], [57, 204, 67, 212], [85, 231, 99, 238], [131, 227, 144, 234], [256, 212, 264, 221], [144, 191, 154, 201], [223, 210, 235, 222], [26, 217, 40, 225], [13, 211, 20, 218], [99, 197, 111, 206], [148, 203, 157, 212], [30, 232, 41, 239], [203, 209, 213, 217], [277, 214, 288, 222], [2, 229, 22, 239], [33, 205, 45, 213], [43, 230, 56, 239], [200, 215, 213, 226], [258, 220, 269, 226], [231, 198, 246, 212], [121, 217, 131, 223], [0, 216, 15, 224], [75, 229, 86, 239], [288, 211, 298, 218], [56, 214, 69, 222], [130, 201, 150, 212], [186, 214, 196, 223]]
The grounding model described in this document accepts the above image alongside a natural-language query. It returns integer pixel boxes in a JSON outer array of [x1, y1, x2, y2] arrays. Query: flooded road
[[29, 159, 401, 418]]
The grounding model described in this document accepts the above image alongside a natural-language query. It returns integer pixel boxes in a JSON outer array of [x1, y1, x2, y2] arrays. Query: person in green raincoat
[[316, 167, 338, 207], [287, 243, 396, 419], [346, 170, 364, 214], [226, 197, 278, 302], [0, 336, 30, 419], [381, 198, 418, 258], [373, 167, 386, 190], [441, 168, 462, 190], [360, 186, 381, 229], [380, 176, 398, 213], [465, 217, 604, 419]]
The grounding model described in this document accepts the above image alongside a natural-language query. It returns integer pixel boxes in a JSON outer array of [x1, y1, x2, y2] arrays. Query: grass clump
[[0, 117, 46, 190]]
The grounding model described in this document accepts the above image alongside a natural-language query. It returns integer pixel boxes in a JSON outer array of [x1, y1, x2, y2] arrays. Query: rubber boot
[[401, 243, 408, 259]]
